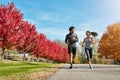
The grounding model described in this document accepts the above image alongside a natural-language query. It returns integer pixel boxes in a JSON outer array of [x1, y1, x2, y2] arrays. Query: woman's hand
[[79, 41, 84, 47], [88, 38, 94, 43]]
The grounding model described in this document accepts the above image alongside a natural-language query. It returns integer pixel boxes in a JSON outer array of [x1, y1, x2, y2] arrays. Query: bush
[[78, 53, 104, 64]]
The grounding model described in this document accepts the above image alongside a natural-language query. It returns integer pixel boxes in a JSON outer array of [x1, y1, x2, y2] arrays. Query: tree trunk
[[30, 58, 33, 62], [1, 48, 5, 61], [23, 54, 26, 62], [36, 56, 39, 62]]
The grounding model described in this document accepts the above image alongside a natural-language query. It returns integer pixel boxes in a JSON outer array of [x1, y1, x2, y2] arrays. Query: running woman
[[82, 31, 98, 69], [65, 26, 78, 69]]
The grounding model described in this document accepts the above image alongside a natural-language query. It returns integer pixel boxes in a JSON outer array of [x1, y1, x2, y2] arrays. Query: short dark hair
[[69, 26, 75, 31]]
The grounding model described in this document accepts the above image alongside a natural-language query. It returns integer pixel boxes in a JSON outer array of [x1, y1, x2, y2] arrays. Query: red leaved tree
[[16, 21, 38, 61], [0, 2, 69, 63], [32, 34, 69, 63], [0, 2, 23, 60], [32, 33, 47, 61]]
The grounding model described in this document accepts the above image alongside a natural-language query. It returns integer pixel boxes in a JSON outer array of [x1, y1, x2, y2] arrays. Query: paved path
[[48, 64, 120, 80]]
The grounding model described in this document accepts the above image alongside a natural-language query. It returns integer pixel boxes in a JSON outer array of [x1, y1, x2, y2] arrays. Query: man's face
[[70, 29, 75, 33]]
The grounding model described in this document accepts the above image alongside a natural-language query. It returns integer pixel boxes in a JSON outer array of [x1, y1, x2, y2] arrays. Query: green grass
[[0, 61, 59, 77]]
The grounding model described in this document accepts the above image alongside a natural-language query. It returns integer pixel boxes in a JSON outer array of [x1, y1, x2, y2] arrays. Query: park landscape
[[0, 0, 120, 80]]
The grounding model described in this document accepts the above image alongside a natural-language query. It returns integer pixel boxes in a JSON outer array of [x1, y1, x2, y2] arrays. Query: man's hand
[[65, 42, 70, 46], [72, 37, 77, 41], [67, 42, 70, 46]]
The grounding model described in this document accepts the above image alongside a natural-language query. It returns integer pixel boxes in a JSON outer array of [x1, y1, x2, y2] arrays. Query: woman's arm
[[81, 39, 85, 47]]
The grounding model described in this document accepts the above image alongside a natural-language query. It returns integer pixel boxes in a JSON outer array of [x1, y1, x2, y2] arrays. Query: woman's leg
[[85, 48, 93, 69], [85, 48, 90, 61], [88, 48, 93, 69], [89, 48, 93, 60]]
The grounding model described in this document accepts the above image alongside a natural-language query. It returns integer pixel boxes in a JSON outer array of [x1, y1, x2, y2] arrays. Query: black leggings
[[85, 48, 93, 61]]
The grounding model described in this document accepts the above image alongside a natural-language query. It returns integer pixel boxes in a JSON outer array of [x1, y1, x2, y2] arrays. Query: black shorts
[[68, 46, 76, 55]]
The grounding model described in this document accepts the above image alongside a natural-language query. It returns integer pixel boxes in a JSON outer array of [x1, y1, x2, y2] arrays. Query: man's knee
[[73, 55, 76, 58]]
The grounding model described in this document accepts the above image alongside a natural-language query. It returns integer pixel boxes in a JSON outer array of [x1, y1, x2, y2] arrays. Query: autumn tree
[[98, 23, 120, 62], [0, 2, 69, 63], [0, 3, 23, 60], [16, 21, 38, 61], [32, 34, 69, 63], [32, 33, 47, 61]]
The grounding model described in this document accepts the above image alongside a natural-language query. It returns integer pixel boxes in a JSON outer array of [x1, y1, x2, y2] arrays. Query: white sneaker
[[89, 61, 93, 69], [89, 64, 93, 69]]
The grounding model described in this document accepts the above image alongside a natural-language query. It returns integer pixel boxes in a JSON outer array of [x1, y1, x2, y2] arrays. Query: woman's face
[[86, 32, 90, 37]]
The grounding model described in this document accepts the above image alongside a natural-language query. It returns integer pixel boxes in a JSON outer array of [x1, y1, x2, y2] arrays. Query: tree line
[[0, 2, 69, 63]]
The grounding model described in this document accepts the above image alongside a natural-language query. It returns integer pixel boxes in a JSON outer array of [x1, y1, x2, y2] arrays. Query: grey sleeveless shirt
[[84, 37, 92, 49]]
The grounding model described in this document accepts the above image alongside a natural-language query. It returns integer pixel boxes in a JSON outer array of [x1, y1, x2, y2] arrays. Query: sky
[[1, 0, 120, 41]]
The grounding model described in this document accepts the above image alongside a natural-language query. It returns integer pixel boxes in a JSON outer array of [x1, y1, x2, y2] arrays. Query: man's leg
[[72, 47, 76, 64], [68, 46, 73, 69], [70, 53, 73, 69]]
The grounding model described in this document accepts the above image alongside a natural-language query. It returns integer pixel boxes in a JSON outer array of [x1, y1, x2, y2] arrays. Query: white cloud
[[24, 19, 38, 25], [39, 22, 97, 41], [39, 14, 65, 22], [40, 27, 68, 39], [21, 0, 110, 41], [34, 11, 70, 23]]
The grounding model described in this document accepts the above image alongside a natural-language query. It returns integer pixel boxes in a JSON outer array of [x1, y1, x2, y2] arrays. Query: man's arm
[[73, 34, 79, 42], [65, 35, 68, 44]]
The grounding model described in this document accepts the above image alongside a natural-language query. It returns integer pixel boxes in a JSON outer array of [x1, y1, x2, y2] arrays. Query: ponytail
[[91, 32, 98, 37]]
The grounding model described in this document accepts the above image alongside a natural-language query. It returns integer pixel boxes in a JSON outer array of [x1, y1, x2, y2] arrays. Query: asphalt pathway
[[48, 64, 120, 80]]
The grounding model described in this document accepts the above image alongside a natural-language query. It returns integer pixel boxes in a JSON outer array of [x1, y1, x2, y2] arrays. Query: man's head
[[69, 26, 75, 33]]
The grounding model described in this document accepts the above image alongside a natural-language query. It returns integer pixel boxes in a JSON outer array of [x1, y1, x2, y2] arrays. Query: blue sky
[[1, 0, 120, 41]]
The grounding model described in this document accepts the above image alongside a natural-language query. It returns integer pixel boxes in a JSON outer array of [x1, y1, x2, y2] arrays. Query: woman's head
[[86, 31, 98, 37], [86, 31, 91, 37]]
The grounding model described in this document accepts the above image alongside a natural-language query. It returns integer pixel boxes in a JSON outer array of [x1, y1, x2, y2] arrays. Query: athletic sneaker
[[88, 61, 93, 69], [89, 64, 93, 69], [69, 64, 73, 69]]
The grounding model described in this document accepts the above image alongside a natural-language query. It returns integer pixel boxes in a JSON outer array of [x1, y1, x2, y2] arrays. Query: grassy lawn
[[0, 60, 61, 80]]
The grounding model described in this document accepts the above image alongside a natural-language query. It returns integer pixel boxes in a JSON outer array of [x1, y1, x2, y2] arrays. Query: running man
[[82, 31, 98, 69], [65, 26, 78, 69]]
